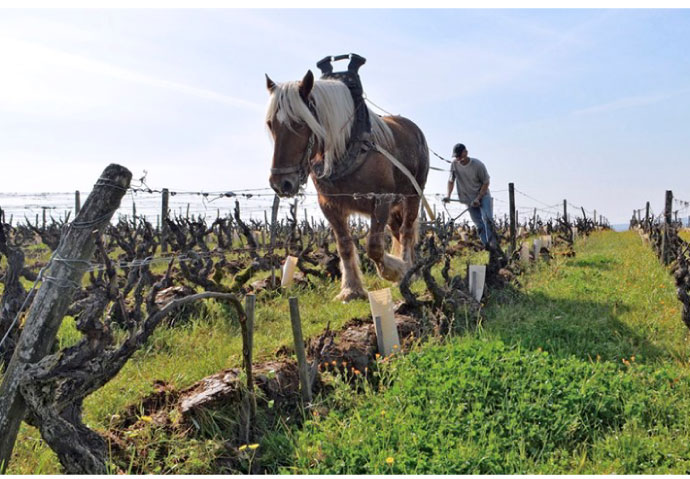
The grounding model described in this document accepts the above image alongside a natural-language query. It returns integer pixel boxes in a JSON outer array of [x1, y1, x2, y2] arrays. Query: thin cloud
[[572, 88, 689, 116], [0, 36, 263, 112]]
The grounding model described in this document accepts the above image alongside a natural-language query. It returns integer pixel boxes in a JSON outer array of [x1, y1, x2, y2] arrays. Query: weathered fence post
[[645, 202, 650, 228], [508, 183, 516, 254], [0, 164, 132, 472], [161, 188, 169, 253], [243, 294, 256, 441], [288, 297, 312, 404], [662, 190, 673, 265], [269, 195, 280, 288], [74, 190, 81, 215], [563, 200, 568, 225]]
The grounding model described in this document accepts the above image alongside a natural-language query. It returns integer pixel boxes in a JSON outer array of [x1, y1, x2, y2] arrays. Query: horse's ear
[[265, 74, 276, 93], [299, 70, 314, 101]]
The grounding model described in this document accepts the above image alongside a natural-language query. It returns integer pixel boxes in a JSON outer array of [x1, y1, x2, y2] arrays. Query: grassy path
[[284, 231, 690, 474]]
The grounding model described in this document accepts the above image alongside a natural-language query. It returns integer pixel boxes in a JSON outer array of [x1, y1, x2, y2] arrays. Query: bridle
[[269, 100, 319, 187], [269, 132, 315, 187]]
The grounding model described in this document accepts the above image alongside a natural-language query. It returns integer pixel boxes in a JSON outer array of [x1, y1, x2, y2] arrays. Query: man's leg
[[468, 205, 488, 246], [480, 194, 496, 247]]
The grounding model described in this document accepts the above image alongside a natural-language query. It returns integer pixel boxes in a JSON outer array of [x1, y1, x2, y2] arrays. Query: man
[[443, 143, 496, 249]]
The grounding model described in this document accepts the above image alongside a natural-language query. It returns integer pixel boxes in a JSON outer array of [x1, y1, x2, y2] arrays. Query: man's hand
[[471, 198, 481, 208], [442, 197, 451, 204]]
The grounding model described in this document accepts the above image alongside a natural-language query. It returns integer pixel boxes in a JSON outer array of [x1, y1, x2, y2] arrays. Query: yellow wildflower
[[140, 415, 153, 423], [386, 457, 394, 465], [239, 445, 248, 452], [248, 444, 259, 450]]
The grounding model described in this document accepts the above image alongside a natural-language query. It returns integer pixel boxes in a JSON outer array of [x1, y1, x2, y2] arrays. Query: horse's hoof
[[335, 288, 367, 302]]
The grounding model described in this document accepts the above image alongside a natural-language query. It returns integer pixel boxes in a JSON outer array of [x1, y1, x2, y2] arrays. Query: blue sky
[[1, 8, 690, 224]]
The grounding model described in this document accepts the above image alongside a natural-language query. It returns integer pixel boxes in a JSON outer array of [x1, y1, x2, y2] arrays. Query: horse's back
[[381, 115, 430, 188]]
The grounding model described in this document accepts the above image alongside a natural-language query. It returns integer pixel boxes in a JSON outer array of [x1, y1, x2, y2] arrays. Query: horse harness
[[312, 54, 376, 184]]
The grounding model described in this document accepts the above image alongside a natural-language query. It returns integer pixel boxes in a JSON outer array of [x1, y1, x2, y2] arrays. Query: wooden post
[[662, 190, 673, 265], [161, 188, 169, 253], [270, 195, 280, 288], [593, 209, 597, 225], [645, 201, 650, 228], [42, 208, 46, 230], [508, 183, 516, 254], [243, 294, 256, 440], [132, 201, 137, 221], [288, 297, 312, 403], [74, 190, 81, 215], [563, 200, 568, 225], [0, 164, 132, 472], [532, 208, 537, 232], [186, 203, 190, 219]]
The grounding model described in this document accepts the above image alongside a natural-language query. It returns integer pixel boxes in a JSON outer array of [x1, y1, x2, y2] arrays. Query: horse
[[265, 70, 429, 302]]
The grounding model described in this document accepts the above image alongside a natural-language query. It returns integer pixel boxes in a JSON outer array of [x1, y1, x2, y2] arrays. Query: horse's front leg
[[369, 200, 408, 283], [401, 196, 422, 266], [323, 207, 367, 302]]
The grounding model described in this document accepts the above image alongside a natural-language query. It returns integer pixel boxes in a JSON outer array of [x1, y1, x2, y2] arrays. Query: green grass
[[273, 231, 690, 474], [289, 340, 690, 474], [9, 230, 688, 474]]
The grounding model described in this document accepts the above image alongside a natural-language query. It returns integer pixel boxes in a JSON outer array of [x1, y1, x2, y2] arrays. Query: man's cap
[[452, 143, 466, 157]]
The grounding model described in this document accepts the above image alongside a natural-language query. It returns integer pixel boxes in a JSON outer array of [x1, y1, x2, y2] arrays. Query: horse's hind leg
[[388, 207, 403, 258], [401, 196, 421, 266], [370, 200, 408, 282], [322, 207, 367, 302]]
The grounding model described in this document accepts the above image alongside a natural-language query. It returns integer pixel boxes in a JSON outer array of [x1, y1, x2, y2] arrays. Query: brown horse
[[265, 70, 429, 301]]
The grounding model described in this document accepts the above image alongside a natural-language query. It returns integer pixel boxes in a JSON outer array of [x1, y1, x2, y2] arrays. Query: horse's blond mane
[[266, 79, 394, 177]]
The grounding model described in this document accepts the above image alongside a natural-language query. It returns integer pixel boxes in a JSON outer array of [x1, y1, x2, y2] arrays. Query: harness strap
[[375, 145, 436, 221]]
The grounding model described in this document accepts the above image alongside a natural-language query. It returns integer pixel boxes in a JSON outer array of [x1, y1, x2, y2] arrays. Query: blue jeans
[[468, 194, 495, 247]]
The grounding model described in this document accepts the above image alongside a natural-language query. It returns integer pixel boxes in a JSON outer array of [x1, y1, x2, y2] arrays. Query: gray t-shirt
[[449, 157, 490, 205]]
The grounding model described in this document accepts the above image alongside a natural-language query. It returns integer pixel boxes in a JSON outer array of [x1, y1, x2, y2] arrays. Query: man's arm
[[445, 180, 455, 202], [472, 181, 490, 207]]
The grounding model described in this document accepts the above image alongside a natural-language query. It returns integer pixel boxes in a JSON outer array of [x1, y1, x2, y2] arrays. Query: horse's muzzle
[[269, 173, 300, 198]]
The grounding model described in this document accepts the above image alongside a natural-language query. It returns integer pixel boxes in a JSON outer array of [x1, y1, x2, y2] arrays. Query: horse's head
[[265, 70, 316, 198]]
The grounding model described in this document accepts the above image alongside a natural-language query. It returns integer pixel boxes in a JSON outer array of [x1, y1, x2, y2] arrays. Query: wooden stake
[[288, 297, 312, 403], [243, 294, 256, 441]]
